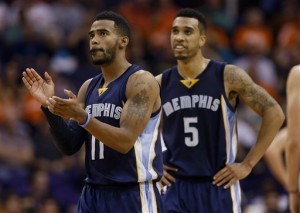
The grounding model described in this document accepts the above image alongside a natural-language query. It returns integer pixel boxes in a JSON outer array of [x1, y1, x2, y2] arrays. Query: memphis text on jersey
[[163, 94, 220, 117], [85, 103, 122, 119]]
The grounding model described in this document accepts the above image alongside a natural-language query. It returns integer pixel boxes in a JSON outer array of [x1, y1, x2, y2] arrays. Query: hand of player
[[213, 163, 252, 189], [22, 68, 55, 107], [288, 192, 299, 213], [160, 165, 178, 187], [46, 89, 86, 123]]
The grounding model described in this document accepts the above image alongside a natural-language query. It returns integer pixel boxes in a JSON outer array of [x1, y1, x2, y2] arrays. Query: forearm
[[242, 105, 284, 168], [84, 117, 137, 154], [286, 139, 300, 192], [264, 151, 288, 189], [41, 107, 85, 155]]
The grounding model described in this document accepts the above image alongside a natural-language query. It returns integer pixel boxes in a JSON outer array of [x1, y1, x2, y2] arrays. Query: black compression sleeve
[[41, 106, 86, 155]]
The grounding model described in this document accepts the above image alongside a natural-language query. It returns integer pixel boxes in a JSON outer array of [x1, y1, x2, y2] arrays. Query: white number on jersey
[[91, 136, 104, 160], [183, 117, 199, 147]]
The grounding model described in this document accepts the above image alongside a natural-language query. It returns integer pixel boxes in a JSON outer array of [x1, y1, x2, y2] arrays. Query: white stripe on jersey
[[221, 95, 238, 164], [221, 95, 241, 212], [230, 181, 242, 213], [139, 181, 158, 213], [134, 111, 161, 182]]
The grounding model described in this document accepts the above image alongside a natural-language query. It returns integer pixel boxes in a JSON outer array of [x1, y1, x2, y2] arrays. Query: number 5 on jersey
[[184, 117, 199, 147]]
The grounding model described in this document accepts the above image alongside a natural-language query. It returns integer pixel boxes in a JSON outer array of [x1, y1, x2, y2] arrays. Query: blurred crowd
[[0, 0, 299, 212]]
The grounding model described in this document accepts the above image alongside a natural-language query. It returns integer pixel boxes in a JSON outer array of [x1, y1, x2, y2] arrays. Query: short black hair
[[94, 11, 131, 39], [175, 8, 207, 33]]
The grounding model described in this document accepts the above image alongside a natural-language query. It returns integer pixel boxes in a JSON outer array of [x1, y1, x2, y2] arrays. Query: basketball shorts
[[77, 181, 162, 213], [161, 178, 241, 213]]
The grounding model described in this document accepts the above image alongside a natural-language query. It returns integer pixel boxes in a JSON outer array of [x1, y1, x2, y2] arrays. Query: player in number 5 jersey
[[156, 8, 284, 213], [22, 11, 163, 213]]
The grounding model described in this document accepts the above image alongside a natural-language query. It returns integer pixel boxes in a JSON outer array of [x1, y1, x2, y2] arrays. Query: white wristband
[[79, 113, 91, 127]]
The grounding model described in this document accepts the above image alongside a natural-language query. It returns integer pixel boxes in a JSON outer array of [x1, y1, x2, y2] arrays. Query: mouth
[[90, 48, 104, 54], [173, 45, 185, 51]]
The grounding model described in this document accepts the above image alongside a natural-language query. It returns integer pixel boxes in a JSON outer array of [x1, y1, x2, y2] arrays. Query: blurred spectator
[[52, 0, 84, 36], [233, 7, 273, 56], [233, 23, 279, 100], [0, 92, 34, 195], [0, 0, 299, 211]]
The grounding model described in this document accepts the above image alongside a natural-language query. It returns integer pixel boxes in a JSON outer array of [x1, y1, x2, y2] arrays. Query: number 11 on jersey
[[91, 136, 104, 160]]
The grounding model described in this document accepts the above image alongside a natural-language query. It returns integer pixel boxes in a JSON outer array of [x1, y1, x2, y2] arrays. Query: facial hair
[[92, 42, 118, 65]]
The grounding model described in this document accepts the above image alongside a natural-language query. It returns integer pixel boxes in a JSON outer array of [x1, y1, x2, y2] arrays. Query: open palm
[[22, 68, 55, 106]]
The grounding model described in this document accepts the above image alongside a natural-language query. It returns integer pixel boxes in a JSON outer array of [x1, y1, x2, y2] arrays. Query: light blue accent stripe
[[145, 182, 153, 213], [139, 112, 160, 180], [226, 106, 237, 164], [233, 181, 241, 213]]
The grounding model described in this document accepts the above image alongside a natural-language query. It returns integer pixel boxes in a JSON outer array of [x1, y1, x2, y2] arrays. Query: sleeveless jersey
[[160, 60, 238, 178], [83, 64, 163, 185]]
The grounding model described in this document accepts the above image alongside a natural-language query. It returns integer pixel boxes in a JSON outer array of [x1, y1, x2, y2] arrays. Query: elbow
[[272, 105, 285, 127], [286, 139, 299, 152], [119, 148, 131, 154], [118, 143, 134, 154], [117, 138, 136, 154], [56, 144, 78, 156]]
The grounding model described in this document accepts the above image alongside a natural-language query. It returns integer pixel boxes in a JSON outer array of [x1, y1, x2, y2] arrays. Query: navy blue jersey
[[161, 60, 238, 178], [83, 64, 163, 185]]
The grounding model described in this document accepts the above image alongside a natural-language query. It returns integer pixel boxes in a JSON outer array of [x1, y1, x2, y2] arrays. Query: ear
[[199, 34, 206, 48], [119, 36, 129, 49]]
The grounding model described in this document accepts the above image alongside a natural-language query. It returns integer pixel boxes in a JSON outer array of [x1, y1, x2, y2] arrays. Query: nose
[[173, 32, 184, 42], [90, 36, 99, 45]]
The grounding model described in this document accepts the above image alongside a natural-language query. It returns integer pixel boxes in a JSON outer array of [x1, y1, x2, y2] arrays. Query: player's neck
[[177, 56, 210, 79], [100, 60, 131, 86]]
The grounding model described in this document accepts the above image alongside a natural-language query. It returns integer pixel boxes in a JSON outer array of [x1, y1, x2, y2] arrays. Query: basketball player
[[265, 65, 300, 213], [285, 65, 300, 213], [156, 8, 285, 212], [22, 11, 163, 213]]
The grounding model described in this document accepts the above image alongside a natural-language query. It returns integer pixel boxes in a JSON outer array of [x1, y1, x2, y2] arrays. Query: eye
[[172, 29, 179, 34], [89, 33, 94, 40], [184, 30, 192, 35], [100, 31, 108, 37]]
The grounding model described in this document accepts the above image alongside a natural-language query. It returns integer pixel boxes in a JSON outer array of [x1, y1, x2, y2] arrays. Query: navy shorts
[[77, 181, 162, 213], [161, 178, 241, 213]]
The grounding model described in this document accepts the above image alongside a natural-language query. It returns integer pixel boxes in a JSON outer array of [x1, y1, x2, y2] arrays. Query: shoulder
[[288, 65, 300, 81], [287, 65, 300, 94], [128, 70, 157, 84], [155, 74, 162, 86], [223, 64, 254, 92], [155, 67, 176, 86], [77, 78, 93, 103], [126, 70, 160, 95]]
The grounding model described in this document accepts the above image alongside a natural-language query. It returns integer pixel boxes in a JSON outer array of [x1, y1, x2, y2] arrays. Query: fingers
[[213, 166, 236, 188], [22, 68, 41, 86], [44, 72, 55, 86], [46, 97, 68, 114], [64, 89, 76, 99], [160, 176, 172, 187], [22, 76, 31, 89], [163, 165, 178, 172]]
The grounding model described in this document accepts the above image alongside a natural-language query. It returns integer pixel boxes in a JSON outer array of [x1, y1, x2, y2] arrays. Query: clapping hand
[[22, 68, 55, 107]]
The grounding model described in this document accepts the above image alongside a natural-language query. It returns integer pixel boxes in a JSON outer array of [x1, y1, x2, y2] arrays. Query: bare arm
[[49, 71, 160, 154], [87, 71, 160, 153], [264, 127, 288, 189], [225, 65, 284, 168], [213, 65, 284, 188], [285, 65, 300, 213], [155, 74, 162, 86]]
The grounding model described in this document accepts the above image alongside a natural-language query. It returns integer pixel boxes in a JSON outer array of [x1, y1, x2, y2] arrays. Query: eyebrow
[[172, 26, 195, 31], [88, 28, 109, 36]]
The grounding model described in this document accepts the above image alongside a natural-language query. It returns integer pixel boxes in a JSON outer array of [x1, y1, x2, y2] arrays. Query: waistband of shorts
[[86, 180, 157, 191], [172, 174, 213, 182]]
